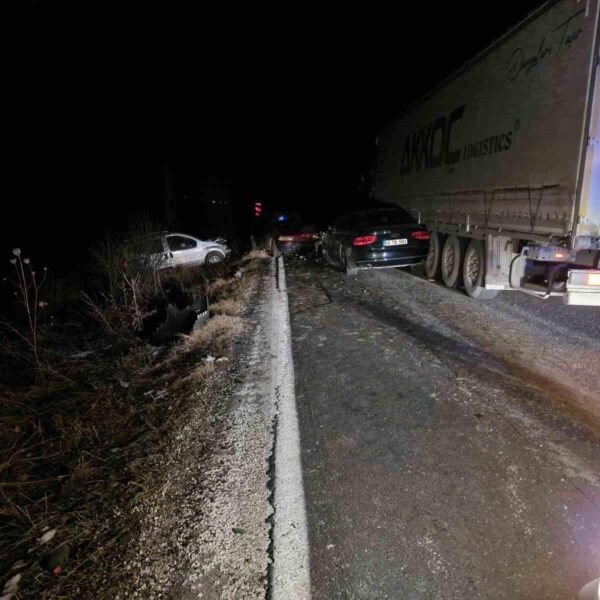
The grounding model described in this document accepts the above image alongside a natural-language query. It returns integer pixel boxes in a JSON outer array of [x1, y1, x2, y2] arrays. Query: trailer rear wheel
[[441, 235, 463, 288], [462, 239, 499, 300], [425, 233, 443, 280]]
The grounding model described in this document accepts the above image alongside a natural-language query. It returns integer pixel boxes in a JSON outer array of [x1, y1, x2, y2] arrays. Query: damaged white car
[[132, 232, 229, 270]]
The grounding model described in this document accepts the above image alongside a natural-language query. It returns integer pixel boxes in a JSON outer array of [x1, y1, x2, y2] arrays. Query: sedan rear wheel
[[441, 235, 463, 288]]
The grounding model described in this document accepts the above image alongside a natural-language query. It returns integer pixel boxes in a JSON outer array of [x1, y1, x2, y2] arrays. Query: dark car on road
[[319, 208, 430, 274], [261, 212, 319, 255]]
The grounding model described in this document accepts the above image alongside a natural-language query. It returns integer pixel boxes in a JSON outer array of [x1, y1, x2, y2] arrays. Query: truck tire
[[425, 233, 443, 280], [441, 235, 463, 288], [462, 239, 499, 300]]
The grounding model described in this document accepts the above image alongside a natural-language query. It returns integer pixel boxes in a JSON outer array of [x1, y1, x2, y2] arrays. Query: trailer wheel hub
[[443, 246, 456, 274], [466, 251, 480, 286], [426, 246, 435, 271]]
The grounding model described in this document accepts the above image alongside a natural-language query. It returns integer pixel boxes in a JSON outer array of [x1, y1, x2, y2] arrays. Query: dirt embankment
[[1, 252, 270, 599]]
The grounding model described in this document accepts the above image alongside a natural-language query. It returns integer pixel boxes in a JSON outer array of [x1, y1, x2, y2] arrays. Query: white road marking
[[270, 256, 312, 599]]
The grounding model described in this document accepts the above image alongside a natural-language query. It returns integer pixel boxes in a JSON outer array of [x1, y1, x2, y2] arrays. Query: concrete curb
[[270, 255, 312, 599]]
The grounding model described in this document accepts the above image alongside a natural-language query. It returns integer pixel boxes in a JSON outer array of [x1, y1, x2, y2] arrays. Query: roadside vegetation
[[0, 223, 268, 598]]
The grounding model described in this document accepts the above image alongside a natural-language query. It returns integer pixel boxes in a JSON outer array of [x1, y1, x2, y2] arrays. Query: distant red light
[[411, 230, 430, 240]]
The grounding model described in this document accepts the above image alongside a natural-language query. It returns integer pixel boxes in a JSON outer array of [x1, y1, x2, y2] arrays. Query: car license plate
[[383, 238, 408, 247]]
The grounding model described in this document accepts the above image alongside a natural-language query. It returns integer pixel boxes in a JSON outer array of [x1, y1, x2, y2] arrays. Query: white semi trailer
[[373, 0, 600, 305]]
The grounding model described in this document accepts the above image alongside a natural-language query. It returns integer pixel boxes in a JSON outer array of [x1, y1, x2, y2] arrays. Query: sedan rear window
[[274, 217, 304, 233], [351, 210, 415, 228]]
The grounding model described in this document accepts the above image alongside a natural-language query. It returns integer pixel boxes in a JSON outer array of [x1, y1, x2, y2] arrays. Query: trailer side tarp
[[375, 0, 600, 239]]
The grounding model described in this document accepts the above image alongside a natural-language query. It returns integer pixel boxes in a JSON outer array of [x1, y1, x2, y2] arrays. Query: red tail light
[[353, 235, 377, 247], [278, 232, 319, 242], [411, 230, 430, 240]]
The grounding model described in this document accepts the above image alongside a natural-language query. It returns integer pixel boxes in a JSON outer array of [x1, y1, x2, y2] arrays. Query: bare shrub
[[83, 278, 150, 337], [167, 264, 206, 289], [90, 216, 166, 334], [0, 246, 263, 598], [1, 248, 49, 371]]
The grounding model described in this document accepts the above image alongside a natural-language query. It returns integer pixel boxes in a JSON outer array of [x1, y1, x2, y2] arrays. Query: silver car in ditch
[[139, 232, 229, 270]]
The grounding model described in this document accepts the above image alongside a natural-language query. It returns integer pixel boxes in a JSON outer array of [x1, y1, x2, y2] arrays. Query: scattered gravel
[[366, 267, 600, 427]]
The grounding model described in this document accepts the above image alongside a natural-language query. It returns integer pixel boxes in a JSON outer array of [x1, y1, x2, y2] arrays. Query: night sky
[[15, 1, 545, 272]]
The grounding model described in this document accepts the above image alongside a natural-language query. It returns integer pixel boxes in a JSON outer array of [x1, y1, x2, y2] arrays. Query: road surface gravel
[[286, 257, 600, 600]]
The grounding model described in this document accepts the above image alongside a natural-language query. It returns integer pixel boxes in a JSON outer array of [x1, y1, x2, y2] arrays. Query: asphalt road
[[285, 256, 600, 600]]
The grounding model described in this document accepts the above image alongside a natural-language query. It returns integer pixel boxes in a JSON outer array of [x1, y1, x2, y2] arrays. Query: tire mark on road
[[337, 289, 600, 434]]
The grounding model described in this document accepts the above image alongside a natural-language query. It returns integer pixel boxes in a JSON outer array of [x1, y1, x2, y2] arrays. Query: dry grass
[[206, 277, 240, 301], [209, 298, 243, 316], [0, 250, 269, 599], [180, 315, 245, 355], [180, 361, 216, 386], [241, 249, 269, 262]]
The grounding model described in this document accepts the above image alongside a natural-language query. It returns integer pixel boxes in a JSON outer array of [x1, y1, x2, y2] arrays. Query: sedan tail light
[[353, 235, 377, 247], [411, 230, 430, 240]]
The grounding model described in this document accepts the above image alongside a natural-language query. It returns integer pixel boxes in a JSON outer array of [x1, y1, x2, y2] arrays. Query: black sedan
[[319, 208, 430, 275]]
